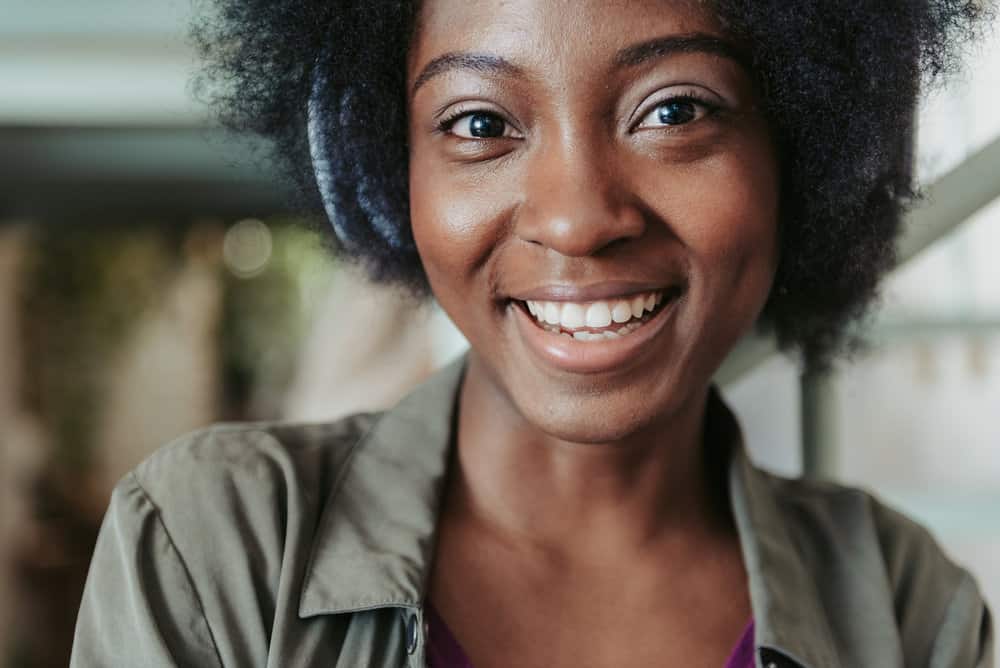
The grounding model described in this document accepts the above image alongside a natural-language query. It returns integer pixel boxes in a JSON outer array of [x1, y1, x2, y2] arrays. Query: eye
[[635, 97, 714, 129], [441, 111, 520, 139]]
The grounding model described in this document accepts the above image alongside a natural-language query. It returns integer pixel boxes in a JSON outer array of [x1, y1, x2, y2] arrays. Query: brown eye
[[657, 100, 697, 124], [468, 113, 505, 137], [636, 97, 713, 129], [446, 111, 521, 139]]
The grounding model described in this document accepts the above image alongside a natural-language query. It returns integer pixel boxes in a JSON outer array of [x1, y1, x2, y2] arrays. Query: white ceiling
[[1, 0, 205, 125], [2, 0, 191, 36]]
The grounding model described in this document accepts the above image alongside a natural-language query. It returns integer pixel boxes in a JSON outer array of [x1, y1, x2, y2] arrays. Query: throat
[[452, 351, 723, 562]]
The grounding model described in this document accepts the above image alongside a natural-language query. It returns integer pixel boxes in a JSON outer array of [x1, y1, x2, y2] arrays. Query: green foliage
[[218, 219, 336, 419], [20, 224, 180, 471]]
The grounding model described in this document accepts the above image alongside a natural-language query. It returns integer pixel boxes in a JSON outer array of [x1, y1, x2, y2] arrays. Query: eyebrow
[[410, 33, 749, 97], [411, 53, 524, 96], [614, 33, 750, 71]]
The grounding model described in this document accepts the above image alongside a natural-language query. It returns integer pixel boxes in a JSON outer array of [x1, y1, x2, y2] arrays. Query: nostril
[[512, 173, 645, 257], [516, 216, 644, 257]]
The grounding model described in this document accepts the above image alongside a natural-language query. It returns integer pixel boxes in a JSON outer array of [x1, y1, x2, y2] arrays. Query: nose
[[514, 140, 646, 257]]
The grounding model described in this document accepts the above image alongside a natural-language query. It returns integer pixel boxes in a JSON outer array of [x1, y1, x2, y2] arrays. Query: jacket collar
[[298, 356, 464, 616], [725, 407, 841, 668], [299, 356, 840, 668]]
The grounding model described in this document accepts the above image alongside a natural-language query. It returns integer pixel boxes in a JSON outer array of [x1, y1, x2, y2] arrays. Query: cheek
[[670, 145, 780, 311], [408, 151, 511, 308]]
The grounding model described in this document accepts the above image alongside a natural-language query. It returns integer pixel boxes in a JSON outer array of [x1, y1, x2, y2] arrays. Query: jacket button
[[406, 613, 419, 655]]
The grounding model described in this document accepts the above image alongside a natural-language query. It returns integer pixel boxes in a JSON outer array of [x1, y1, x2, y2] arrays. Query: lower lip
[[512, 297, 678, 375]]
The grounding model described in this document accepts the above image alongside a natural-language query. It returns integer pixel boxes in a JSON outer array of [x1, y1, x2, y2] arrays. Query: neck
[[448, 354, 731, 564]]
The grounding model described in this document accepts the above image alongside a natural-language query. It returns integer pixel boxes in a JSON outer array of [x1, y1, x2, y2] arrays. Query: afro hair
[[192, 0, 989, 370]]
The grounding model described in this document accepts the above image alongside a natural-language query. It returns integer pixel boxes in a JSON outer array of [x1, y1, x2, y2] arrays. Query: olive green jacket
[[72, 358, 993, 668]]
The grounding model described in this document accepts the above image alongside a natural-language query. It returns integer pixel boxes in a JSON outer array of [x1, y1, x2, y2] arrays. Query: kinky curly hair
[[193, 0, 987, 369]]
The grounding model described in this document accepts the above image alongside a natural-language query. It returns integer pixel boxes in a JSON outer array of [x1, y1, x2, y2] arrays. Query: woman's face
[[407, 0, 779, 442]]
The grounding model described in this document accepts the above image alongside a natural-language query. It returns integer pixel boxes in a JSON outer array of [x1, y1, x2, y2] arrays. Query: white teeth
[[544, 302, 561, 325], [611, 301, 632, 323], [585, 302, 613, 328], [621, 321, 642, 335], [630, 296, 645, 318], [524, 290, 666, 341], [560, 303, 585, 329]]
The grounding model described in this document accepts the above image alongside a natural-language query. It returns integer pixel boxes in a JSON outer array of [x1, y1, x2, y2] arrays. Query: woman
[[72, 1, 992, 666]]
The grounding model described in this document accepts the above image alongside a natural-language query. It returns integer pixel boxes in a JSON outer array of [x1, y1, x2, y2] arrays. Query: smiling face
[[407, 0, 780, 444]]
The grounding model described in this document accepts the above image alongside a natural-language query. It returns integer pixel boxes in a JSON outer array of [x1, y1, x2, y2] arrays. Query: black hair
[[193, 0, 989, 370]]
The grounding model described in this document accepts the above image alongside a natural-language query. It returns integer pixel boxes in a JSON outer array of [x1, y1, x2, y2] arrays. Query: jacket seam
[[129, 470, 226, 668], [304, 600, 420, 615], [297, 410, 386, 614], [928, 571, 976, 666]]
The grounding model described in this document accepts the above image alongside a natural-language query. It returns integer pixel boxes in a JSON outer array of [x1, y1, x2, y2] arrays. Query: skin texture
[[407, 1, 779, 666]]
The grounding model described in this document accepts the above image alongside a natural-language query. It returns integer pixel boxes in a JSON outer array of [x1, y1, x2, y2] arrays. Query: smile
[[510, 286, 682, 375], [523, 291, 666, 341]]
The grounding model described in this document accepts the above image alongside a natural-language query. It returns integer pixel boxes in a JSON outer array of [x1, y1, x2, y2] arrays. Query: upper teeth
[[525, 292, 662, 331]]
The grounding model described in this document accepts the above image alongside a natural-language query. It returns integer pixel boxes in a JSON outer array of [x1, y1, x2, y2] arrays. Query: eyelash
[[632, 92, 721, 130], [434, 91, 722, 137], [434, 107, 512, 135], [435, 110, 468, 133]]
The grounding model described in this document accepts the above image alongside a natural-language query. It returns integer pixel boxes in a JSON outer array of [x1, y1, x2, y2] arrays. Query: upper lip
[[508, 280, 682, 303]]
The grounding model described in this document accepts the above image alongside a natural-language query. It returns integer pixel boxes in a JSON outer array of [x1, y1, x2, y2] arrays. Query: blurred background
[[0, 1, 997, 665]]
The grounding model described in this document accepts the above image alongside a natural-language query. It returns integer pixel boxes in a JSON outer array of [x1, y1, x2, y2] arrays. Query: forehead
[[409, 0, 725, 80]]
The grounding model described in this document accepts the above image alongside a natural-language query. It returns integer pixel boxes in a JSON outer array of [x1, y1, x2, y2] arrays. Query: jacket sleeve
[[70, 473, 224, 668], [930, 572, 994, 668]]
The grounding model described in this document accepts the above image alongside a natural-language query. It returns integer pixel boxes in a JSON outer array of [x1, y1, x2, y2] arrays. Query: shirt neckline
[[425, 601, 757, 668], [297, 355, 840, 668]]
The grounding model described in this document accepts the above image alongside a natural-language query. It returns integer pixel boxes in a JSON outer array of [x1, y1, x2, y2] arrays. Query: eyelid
[[434, 102, 523, 139], [629, 85, 724, 130]]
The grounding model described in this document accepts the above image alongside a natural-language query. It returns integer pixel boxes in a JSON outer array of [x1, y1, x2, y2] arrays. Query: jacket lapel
[[298, 357, 465, 617], [729, 426, 841, 668]]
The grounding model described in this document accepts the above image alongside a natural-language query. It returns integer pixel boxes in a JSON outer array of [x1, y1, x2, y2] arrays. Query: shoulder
[[756, 469, 993, 665], [103, 413, 388, 652], [117, 412, 381, 542], [129, 413, 378, 506], [78, 413, 388, 666], [110, 412, 383, 592], [760, 471, 965, 593]]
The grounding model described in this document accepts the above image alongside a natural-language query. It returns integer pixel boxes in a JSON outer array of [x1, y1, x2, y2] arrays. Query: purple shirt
[[426, 603, 755, 668]]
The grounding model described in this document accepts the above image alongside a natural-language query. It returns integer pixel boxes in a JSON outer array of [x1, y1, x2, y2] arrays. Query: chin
[[515, 388, 680, 446]]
